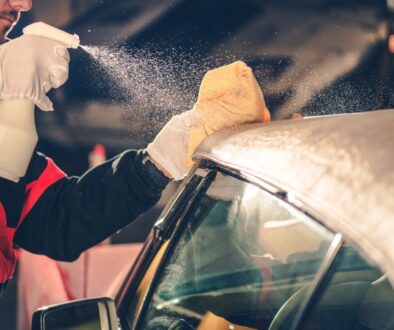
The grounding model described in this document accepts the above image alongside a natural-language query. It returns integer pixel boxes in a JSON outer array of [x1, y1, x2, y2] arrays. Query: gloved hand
[[0, 34, 70, 111], [187, 60, 270, 167], [147, 110, 198, 181], [148, 61, 270, 181]]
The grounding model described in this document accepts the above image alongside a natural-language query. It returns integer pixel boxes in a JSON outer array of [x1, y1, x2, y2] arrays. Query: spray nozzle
[[22, 22, 80, 49], [0, 22, 81, 182]]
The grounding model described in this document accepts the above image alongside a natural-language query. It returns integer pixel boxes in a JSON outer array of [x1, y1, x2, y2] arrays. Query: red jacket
[[0, 149, 168, 295]]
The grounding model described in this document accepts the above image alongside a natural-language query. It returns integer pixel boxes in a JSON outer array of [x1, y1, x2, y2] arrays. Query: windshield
[[137, 173, 335, 329]]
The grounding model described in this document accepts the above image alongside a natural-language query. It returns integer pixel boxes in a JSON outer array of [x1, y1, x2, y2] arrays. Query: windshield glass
[[138, 173, 335, 329]]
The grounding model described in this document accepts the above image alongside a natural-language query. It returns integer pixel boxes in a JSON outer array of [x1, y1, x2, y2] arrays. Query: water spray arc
[[0, 22, 80, 182]]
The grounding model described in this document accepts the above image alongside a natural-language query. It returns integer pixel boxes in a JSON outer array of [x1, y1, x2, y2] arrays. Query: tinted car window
[[298, 245, 394, 330], [137, 173, 335, 329]]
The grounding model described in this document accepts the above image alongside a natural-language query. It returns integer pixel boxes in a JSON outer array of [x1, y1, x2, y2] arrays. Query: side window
[[137, 173, 336, 330], [299, 245, 394, 330]]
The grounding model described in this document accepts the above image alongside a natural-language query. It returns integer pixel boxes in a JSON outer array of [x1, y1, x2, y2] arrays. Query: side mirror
[[32, 297, 118, 330]]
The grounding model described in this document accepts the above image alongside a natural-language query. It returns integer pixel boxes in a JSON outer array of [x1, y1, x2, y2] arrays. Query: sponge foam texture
[[187, 60, 270, 168]]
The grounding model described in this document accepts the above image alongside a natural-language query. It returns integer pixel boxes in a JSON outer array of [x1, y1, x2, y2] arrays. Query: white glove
[[147, 110, 198, 181], [0, 35, 70, 111]]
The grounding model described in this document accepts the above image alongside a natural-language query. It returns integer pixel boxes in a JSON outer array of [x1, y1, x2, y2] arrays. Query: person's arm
[[13, 59, 270, 263], [13, 150, 169, 261]]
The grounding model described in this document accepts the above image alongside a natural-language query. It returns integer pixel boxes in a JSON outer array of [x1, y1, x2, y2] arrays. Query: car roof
[[194, 109, 394, 283]]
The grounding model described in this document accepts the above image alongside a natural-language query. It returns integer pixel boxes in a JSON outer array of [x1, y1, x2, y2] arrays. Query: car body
[[32, 109, 394, 330]]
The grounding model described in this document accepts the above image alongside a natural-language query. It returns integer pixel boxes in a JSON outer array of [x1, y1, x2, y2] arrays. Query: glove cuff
[[141, 151, 171, 187], [147, 144, 187, 181]]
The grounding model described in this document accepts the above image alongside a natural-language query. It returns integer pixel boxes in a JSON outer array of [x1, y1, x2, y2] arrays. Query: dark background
[[10, 0, 394, 176]]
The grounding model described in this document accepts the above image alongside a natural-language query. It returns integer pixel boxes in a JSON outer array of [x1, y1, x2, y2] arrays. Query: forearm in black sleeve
[[14, 149, 169, 261]]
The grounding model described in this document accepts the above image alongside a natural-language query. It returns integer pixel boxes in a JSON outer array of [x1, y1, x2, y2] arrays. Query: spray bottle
[[0, 22, 80, 182]]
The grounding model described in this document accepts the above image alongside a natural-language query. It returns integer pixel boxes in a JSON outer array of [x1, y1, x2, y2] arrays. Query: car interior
[[134, 174, 394, 330]]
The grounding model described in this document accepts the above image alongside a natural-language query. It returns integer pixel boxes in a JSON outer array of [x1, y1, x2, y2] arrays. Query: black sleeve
[[14, 149, 169, 261]]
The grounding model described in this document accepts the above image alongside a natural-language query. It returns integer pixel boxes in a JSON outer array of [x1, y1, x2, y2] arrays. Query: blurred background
[[3, 0, 394, 328], [11, 0, 394, 176]]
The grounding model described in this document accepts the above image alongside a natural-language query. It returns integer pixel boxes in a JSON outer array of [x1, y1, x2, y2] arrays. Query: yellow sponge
[[187, 60, 270, 168]]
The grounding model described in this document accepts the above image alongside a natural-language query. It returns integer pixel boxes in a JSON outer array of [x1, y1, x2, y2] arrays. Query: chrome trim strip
[[133, 166, 216, 329], [196, 154, 343, 234], [195, 153, 282, 194], [290, 233, 344, 330]]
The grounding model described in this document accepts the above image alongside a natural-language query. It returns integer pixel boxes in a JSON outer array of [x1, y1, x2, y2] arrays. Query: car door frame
[[115, 158, 346, 330]]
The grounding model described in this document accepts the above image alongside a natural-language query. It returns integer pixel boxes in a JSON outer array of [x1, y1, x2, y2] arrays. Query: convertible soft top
[[195, 109, 394, 284]]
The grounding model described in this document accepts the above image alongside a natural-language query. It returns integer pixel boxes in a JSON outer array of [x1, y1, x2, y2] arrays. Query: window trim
[[121, 159, 345, 329], [290, 233, 344, 330], [204, 160, 347, 330], [117, 165, 215, 328], [122, 165, 217, 329]]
